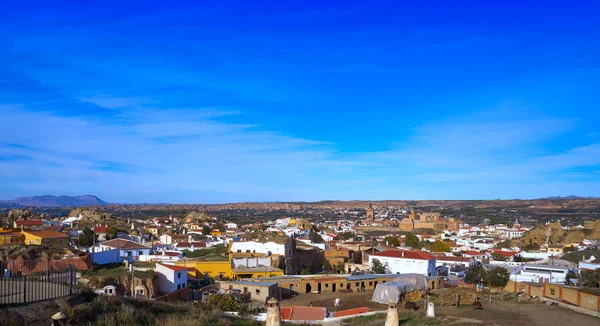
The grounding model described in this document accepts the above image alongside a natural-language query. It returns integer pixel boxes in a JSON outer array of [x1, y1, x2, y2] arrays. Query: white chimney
[[402, 251, 405, 257]]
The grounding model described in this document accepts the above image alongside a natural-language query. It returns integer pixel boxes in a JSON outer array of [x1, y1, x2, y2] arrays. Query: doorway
[[332, 283, 336, 292], [306, 283, 312, 293]]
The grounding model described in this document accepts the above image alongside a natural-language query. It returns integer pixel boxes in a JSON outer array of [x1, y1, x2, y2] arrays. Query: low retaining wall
[[502, 280, 600, 312]]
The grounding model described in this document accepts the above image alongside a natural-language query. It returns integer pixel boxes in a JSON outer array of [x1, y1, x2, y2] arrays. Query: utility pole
[[130, 264, 135, 298]]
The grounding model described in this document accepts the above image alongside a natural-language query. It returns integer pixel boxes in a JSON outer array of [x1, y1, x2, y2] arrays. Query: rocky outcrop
[[514, 219, 600, 246], [7, 209, 36, 220], [68, 207, 111, 220], [185, 211, 212, 223]]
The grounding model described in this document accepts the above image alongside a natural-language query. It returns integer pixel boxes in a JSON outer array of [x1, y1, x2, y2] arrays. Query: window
[[177, 284, 181, 290], [139, 251, 143, 255], [45, 240, 51, 245], [237, 250, 241, 253], [550, 288, 556, 295], [369, 282, 373, 286], [256, 289, 260, 295], [181, 283, 185, 288], [325, 284, 329, 288], [59, 239, 63, 244], [178, 272, 181, 278], [246, 250, 251, 253]]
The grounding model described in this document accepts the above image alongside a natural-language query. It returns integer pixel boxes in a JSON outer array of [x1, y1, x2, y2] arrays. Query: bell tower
[[366, 204, 375, 222]]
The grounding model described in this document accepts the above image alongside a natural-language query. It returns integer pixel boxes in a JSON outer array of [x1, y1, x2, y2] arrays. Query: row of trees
[[384, 234, 451, 253], [464, 265, 510, 289]]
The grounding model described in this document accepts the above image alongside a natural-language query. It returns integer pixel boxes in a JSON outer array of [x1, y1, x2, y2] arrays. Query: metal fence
[[0, 260, 76, 305]]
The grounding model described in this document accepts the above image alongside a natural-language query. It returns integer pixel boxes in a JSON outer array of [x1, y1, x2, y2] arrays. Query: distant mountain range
[[538, 195, 596, 200], [0, 195, 107, 207]]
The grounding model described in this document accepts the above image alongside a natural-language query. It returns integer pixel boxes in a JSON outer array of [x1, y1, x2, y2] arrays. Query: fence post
[[69, 266, 73, 295], [23, 274, 27, 303]]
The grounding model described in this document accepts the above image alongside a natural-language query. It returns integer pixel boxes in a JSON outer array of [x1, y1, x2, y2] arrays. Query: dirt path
[[436, 301, 599, 326], [281, 290, 388, 311], [281, 291, 599, 326]]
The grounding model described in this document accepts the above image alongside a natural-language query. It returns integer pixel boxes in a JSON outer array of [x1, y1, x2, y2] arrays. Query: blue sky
[[1, 1, 599, 203]]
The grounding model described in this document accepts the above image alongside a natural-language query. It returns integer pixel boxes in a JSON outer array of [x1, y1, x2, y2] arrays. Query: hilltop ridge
[[0, 195, 107, 207]]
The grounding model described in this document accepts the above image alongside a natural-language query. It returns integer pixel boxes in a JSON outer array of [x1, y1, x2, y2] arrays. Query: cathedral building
[[399, 209, 460, 232]]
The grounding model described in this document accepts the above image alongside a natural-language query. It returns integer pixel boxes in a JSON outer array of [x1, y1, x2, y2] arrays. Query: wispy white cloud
[[2, 102, 598, 202]]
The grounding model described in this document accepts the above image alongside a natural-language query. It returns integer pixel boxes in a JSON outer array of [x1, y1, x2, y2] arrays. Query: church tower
[[366, 204, 375, 222]]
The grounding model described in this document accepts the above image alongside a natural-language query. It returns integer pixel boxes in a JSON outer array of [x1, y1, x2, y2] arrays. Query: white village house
[[368, 250, 437, 276], [97, 238, 152, 260], [156, 263, 188, 294]]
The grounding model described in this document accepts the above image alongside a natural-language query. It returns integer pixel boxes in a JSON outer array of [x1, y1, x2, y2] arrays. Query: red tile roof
[[280, 307, 293, 320], [371, 250, 435, 260], [488, 249, 520, 257], [158, 263, 188, 272], [333, 307, 369, 317], [161, 251, 182, 257], [22, 230, 68, 239], [93, 226, 112, 233], [38, 226, 63, 232], [15, 220, 44, 226], [289, 306, 326, 321]]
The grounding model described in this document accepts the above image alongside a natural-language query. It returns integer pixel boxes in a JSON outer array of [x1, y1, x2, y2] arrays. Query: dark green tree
[[6, 214, 15, 228], [566, 271, 577, 286], [488, 267, 510, 289], [202, 225, 211, 235], [322, 259, 333, 272], [405, 233, 421, 249], [309, 230, 324, 243], [580, 269, 600, 288], [384, 236, 400, 246], [371, 258, 388, 274], [338, 232, 354, 241], [523, 243, 540, 251], [431, 240, 450, 252], [79, 227, 96, 247], [464, 265, 488, 285], [107, 227, 118, 240], [213, 223, 225, 232], [494, 240, 512, 249], [491, 253, 507, 261]]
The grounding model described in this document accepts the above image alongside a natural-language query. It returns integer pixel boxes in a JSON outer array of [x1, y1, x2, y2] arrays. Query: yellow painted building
[[547, 244, 564, 255], [21, 230, 68, 246], [193, 260, 233, 279], [0, 228, 25, 245], [288, 219, 297, 226], [146, 226, 161, 236], [211, 230, 222, 237], [232, 266, 283, 279], [178, 259, 284, 281]]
